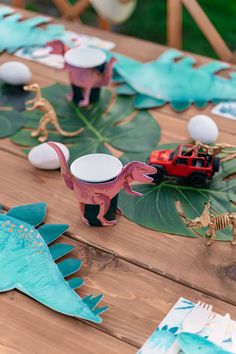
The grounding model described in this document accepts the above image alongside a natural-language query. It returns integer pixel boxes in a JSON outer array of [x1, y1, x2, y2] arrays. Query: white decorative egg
[[188, 115, 219, 144], [0, 61, 32, 85], [28, 142, 70, 170]]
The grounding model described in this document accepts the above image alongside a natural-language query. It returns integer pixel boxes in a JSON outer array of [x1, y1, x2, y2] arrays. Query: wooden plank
[[167, 0, 182, 49], [1, 229, 236, 350], [11, 0, 24, 7], [156, 103, 236, 138], [0, 149, 236, 308], [51, 0, 72, 17], [182, 0, 232, 61], [0, 293, 135, 354], [63, 0, 90, 19]]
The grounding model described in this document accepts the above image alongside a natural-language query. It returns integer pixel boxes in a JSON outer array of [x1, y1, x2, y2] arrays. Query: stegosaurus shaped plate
[[109, 49, 236, 111], [0, 7, 64, 53], [0, 202, 108, 323]]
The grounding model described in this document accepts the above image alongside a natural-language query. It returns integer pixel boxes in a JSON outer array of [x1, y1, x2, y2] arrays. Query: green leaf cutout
[[118, 145, 236, 242], [10, 84, 161, 163]]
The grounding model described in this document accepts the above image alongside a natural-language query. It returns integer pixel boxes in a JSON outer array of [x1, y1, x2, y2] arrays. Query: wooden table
[[0, 7, 236, 354]]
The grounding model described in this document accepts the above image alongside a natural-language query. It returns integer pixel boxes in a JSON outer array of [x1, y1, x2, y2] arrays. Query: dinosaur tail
[[52, 120, 83, 137], [47, 142, 74, 190], [16, 222, 108, 323], [18, 267, 106, 323]]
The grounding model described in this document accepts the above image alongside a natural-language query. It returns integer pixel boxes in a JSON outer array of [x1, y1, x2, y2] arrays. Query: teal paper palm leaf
[[0, 7, 64, 53], [0, 203, 108, 323], [110, 49, 236, 111], [10, 84, 161, 163], [119, 145, 236, 242]]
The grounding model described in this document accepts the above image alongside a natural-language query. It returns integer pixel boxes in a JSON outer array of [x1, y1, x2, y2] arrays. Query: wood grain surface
[[0, 5, 235, 354]]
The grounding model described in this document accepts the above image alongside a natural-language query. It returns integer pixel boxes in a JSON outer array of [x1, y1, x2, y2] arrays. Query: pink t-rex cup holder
[[64, 47, 116, 108], [47, 142, 157, 227], [70, 154, 123, 226]]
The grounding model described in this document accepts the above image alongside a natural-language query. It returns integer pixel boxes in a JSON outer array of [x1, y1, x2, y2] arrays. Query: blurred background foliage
[[9, 0, 236, 59]]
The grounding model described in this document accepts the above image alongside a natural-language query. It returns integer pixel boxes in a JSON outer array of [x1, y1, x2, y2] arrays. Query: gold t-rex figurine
[[24, 83, 83, 142]]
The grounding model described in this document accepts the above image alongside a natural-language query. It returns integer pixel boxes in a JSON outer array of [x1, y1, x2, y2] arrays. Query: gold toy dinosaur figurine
[[186, 200, 236, 246], [24, 83, 83, 142], [198, 142, 236, 162], [186, 141, 236, 162]]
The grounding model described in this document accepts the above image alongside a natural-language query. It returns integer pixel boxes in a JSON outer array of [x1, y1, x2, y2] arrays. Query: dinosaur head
[[24, 83, 39, 92], [185, 217, 203, 229], [186, 200, 212, 229], [204, 200, 211, 210], [124, 161, 157, 183]]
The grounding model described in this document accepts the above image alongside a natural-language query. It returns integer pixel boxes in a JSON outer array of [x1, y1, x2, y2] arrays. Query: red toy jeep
[[147, 144, 220, 187]]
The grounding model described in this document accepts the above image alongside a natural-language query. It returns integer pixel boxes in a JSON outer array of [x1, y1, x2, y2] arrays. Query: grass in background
[[113, 0, 236, 58], [25, 0, 236, 59]]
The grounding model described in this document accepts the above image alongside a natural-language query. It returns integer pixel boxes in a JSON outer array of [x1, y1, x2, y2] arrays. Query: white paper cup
[[70, 153, 123, 182], [64, 47, 106, 68]]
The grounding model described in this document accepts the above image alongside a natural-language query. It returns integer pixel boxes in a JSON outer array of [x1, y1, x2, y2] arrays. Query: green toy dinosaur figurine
[[0, 202, 108, 323]]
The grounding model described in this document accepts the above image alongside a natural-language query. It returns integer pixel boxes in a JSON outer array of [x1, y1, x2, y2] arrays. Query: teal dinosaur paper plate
[[109, 49, 236, 111], [0, 202, 108, 323]]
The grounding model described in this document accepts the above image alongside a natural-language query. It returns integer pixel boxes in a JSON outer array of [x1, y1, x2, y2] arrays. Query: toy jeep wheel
[[213, 157, 220, 173], [190, 173, 207, 188], [151, 165, 164, 184]]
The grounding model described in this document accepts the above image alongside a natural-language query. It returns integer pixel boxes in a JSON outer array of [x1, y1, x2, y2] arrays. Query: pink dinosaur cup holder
[[47, 142, 156, 227], [70, 153, 123, 226], [64, 47, 111, 107]]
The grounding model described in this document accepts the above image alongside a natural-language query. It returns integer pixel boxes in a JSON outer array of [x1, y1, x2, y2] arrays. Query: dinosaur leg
[[31, 117, 44, 138], [25, 98, 36, 106], [38, 115, 51, 143], [221, 153, 236, 163], [124, 182, 143, 197], [78, 202, 90, 225], [66, 92, 73, 101], [205, 223, 215, 246], [79, 88, 91, 107], [94, 194, 116, 226], [231, 219, 236, 245]]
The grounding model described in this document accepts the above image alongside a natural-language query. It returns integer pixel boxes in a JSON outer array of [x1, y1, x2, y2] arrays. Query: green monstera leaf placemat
[[0, 82, 34, 111], [10, 83, 161, 163], [0, 110, 25, 138], [118, 144, 236, 242]]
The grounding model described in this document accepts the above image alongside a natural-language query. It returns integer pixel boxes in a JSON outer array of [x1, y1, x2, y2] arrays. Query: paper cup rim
[[64, 47, 106, 68], [70, 153, 123, 182]]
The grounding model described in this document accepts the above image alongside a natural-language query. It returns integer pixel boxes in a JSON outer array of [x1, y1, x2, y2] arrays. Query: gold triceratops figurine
[[24, 83, 83, 142]]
